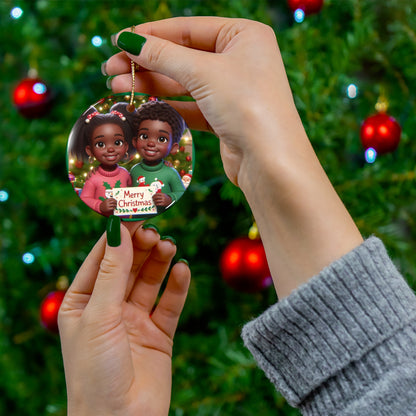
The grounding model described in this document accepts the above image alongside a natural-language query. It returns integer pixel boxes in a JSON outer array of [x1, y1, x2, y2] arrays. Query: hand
[[153, 192, 172, 207], [105, 17, 295, 186], [105, 17, 362, 299], [100, 197, 117, 215], [58, 221, 191, 416]]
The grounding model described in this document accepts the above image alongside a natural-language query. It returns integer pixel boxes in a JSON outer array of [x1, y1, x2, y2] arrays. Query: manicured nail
[[161, 235, 176, 245], [117, 32, 147, 56], [107, 215, 121, 247], [178, 258, 189, 266], [142, 223, 160, 233], [101, 61, 108, 76], [106, 77, 113, 90]]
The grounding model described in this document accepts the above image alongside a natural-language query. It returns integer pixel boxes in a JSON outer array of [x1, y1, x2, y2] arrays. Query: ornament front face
[[67, 93, 194, 221]]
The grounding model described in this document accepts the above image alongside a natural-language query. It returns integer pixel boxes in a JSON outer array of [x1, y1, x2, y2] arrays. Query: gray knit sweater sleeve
[[241, 237, 416, 415]]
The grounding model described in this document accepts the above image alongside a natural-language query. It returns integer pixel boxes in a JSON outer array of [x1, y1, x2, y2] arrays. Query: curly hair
[[68, 102, 136, 160], [134, 101, 185, 144]]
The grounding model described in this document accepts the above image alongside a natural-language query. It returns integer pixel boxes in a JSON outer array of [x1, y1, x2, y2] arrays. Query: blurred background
[[1, 0, 416, 414]]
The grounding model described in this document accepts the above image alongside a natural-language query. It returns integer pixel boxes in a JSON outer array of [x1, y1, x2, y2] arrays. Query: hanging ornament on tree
[[40, 276, 68, 333], [360, 94, 401, 159], [287, 0, 324, 18], [220, 224, 272, 293], [13, 70, 52, 118]]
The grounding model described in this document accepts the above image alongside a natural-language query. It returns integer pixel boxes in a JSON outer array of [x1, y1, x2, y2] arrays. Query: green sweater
[[130, 160, 185, 210]]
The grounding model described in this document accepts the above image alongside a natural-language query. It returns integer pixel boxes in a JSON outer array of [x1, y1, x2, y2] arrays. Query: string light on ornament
[[40, 276, 69, 333], [220, 223, 272, 293], [287, 0, 324, 21], [360, 93, 401, 161]]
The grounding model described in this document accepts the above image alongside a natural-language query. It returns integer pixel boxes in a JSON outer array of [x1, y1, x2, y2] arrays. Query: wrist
[[236, 108, 362, 298]]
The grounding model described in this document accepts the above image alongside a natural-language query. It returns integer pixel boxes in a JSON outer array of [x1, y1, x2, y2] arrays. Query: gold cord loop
[[127, 26, 137, 112]]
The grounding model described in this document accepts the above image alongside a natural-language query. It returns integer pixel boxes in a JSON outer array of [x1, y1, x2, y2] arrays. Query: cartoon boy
[[130, 101, 186, 211]]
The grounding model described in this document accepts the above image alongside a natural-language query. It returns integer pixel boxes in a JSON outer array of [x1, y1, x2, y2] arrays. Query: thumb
[[88, 217, 133, 311], [116, 31, 207, 93]]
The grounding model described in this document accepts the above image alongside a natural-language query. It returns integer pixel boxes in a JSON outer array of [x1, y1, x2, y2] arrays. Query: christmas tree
[[1, 0, 416, 415]]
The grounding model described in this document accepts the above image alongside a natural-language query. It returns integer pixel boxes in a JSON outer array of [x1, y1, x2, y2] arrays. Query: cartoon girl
[[130, 101, 186, 211], [68, 102, 135, 216]]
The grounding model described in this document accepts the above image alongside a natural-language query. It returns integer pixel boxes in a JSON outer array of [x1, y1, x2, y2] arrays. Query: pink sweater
[[80, 165, 132, 215]]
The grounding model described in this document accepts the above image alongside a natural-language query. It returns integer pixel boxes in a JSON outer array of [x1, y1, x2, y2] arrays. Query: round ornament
[[67, 93, 194, 221], [13, 77, 52, 118], [220, 237, 272, 293], [40, 290, 66, 332], [287, 0, 324, 15], [360, 112, 401, 155]]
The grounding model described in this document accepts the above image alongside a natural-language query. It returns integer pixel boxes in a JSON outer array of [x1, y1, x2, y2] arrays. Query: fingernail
[[178, 258, 189, 266], [107, 215, 121, 247], [161, 235, 176, 245], [111, 33, 118, 46], [106, 77, 113, 90], [101, 61, 108, 76], [142, 223, 160, 233], [117, 32, 147, 56]]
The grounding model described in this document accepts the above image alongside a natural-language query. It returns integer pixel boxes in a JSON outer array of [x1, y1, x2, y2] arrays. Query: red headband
[[85, 110, 126, 123]]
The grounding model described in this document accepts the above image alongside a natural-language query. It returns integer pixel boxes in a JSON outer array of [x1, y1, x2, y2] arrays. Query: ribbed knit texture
[[241, 237, 416, 415]]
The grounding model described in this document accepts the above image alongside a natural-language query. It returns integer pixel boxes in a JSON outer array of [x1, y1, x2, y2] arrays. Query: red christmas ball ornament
[[220, 237, 272, 293], [287, 0, 324, 15], [186, 155, 192, 162], [360, 112, 401, 155], [13, 77, 52, 118], [40, 290, 66, 332]]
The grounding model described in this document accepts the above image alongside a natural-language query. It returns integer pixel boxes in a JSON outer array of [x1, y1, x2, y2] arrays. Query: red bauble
[[360, 112, 401, 155], [13, 77, 52, 118], [40, 290, 66, 332], [220, 237, 272, 293], [287, 0, 324, 15], [75, 160, 84, 169]]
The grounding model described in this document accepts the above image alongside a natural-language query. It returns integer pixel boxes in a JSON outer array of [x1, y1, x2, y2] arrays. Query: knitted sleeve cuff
[[241, 237, 416, 409]]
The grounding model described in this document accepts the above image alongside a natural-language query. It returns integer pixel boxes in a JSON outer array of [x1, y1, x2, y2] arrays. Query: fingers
[[127, 16, 234, 52], [124, 225, 161, 298], [151, 261, 191, 339], [106, 57, 189, 97], [60, 232, 107, 312], [87, 223, 134, 311], [128, 238, 177, 313]]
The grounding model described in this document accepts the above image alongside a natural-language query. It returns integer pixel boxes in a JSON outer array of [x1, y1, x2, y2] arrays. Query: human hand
[[105, 17, 297, 186], [100, 197, 117, 215], [105, 17, 362, 299], [153, 192, 172, 207], [58, 219, 191, 416]]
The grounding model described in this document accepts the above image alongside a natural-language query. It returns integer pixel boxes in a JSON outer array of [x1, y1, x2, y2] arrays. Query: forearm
[[237, 105, 363, 298], [241, 237, 416, 415]]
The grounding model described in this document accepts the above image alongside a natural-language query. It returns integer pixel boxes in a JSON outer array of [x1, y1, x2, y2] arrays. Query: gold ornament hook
[[126, 26, 137, 112]]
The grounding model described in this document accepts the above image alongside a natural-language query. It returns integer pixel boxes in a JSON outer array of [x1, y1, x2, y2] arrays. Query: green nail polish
[[117, 32, 147, 56], [161, 235, 176, 245], [106, 77, 113, 90], [101, 61, 108, 76], [142, 223, 160, 233], [178, 258, 189, 266], [107, 215, 121, 247]]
